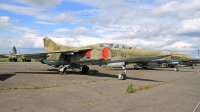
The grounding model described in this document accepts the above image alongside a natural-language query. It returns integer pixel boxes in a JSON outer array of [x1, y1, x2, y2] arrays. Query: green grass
[[126, 84, 135, 93], [0, 58, 8, 62]]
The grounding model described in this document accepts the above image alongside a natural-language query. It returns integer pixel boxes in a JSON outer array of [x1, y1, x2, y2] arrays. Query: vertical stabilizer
[[43, 37, 73, 51], [43, 37, 57, 51], [13, 46, 17, 54]]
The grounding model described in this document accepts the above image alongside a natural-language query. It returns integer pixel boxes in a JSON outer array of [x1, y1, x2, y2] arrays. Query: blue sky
[[0, 0, 200, 55]]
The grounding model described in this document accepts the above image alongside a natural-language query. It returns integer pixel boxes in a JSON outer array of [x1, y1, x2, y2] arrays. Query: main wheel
[[14, 59, 17, 62], [142, 67, 148, 69], [174, 67, 179, 72], [81, 67, 89, 73], [59, 71, 64, 75]]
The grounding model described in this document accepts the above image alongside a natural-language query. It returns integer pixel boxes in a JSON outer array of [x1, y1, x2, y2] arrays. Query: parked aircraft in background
[[147, 52, 200, 71], [0, 46, 18, 62], [1, 46, 31, 62], [8, 46, 17, 62], [21, 37, 170, 80]]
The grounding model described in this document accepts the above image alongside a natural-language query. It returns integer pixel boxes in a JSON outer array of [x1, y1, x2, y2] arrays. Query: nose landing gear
[[118, 65, 126, 80]]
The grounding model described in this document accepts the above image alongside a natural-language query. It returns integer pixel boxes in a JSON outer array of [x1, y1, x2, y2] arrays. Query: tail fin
[[13, 46, 17, 54], [8, 46, 17, 60], [43, 37, 73, 51]]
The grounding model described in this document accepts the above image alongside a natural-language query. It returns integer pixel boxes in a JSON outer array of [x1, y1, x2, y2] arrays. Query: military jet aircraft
[[1, 46, 31, 62], [21, 37, 170, 80], [0, 46, 18, 62], [161, 52, 200, 70], [8, 46, 18, 62]]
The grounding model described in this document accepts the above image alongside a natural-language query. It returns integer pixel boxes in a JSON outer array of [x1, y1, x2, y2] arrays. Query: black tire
[[134, 66, 139, 70], [121, 73, 126, 80], [81, 67, 89, 73], [142, 67, 148, 69], [59, 71, 64, 75]]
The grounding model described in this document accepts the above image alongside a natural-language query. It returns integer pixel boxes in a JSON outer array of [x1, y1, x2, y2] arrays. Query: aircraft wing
[[19, 48, 93, 59]]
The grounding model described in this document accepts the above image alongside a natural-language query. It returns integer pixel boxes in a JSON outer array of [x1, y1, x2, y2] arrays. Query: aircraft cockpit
[[98, 43, 130, 49]]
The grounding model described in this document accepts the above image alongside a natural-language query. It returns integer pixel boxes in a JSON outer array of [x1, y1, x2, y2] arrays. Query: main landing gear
[[81, 67, 89, 73], [58, 66, 89, 75], [174, 65, 179, 72], [59, 66, 67, 75]]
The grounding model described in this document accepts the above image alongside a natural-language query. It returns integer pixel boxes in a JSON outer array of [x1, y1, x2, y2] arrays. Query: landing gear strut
[[118, 65, 126, 80], [191, 64, 194, 69], [81, 66, 89, 73], [59, 66, 67, 75], [174, 65, 179, 72]]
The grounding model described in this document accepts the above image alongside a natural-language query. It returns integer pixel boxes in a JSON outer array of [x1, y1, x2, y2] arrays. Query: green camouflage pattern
[[23, 37, 170, 67]]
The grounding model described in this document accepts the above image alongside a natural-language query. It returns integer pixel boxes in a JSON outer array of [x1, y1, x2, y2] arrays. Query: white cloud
[[55, 28, 70, 35], [13, 0, 61, 8], [176, 18, 200, 36], [160, 41, 193, 51], [77, 36, 105, 46], [0, 16, 11, 29], [0, 3, 40, 16], [71, 27, 91, 35], [152, 1, 178, 15], [0, 3, 54, 21], [54, 12, 77, 23], [35, 21, 57, 25], [152, 0, 200, 16]]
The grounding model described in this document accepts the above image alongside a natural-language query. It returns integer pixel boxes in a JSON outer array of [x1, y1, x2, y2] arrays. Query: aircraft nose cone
[[158, 52, 171, 57]]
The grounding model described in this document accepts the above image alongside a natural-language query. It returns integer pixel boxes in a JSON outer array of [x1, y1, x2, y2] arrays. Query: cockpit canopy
[[98, 43, 131, 49]]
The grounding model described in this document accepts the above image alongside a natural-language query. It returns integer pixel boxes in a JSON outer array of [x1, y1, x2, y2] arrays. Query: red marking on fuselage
[[86, 50, 91, 58], [102, 47, 108, 60]]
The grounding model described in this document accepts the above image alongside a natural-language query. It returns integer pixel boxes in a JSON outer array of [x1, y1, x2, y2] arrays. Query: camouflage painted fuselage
[[44, 44, 169, 67], [24, 37, 170, 67]]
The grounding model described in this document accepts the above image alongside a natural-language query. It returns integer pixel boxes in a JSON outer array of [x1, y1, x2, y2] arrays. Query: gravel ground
[[0, 62, 200, 112]]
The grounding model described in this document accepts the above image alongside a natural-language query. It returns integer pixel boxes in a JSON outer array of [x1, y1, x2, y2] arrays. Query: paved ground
[[0, 62, 200, 112]]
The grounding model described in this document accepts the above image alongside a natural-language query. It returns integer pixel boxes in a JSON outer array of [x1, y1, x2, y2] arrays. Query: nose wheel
[[174, 65, 179, 72], [118, 73, 126, 80], [191, 64, 194, 69], [118, 65, 126, 80], [59, 66, 67, 75]]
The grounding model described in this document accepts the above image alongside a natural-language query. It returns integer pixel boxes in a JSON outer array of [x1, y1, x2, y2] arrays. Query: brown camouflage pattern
[[43, 37, 170, 65]]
